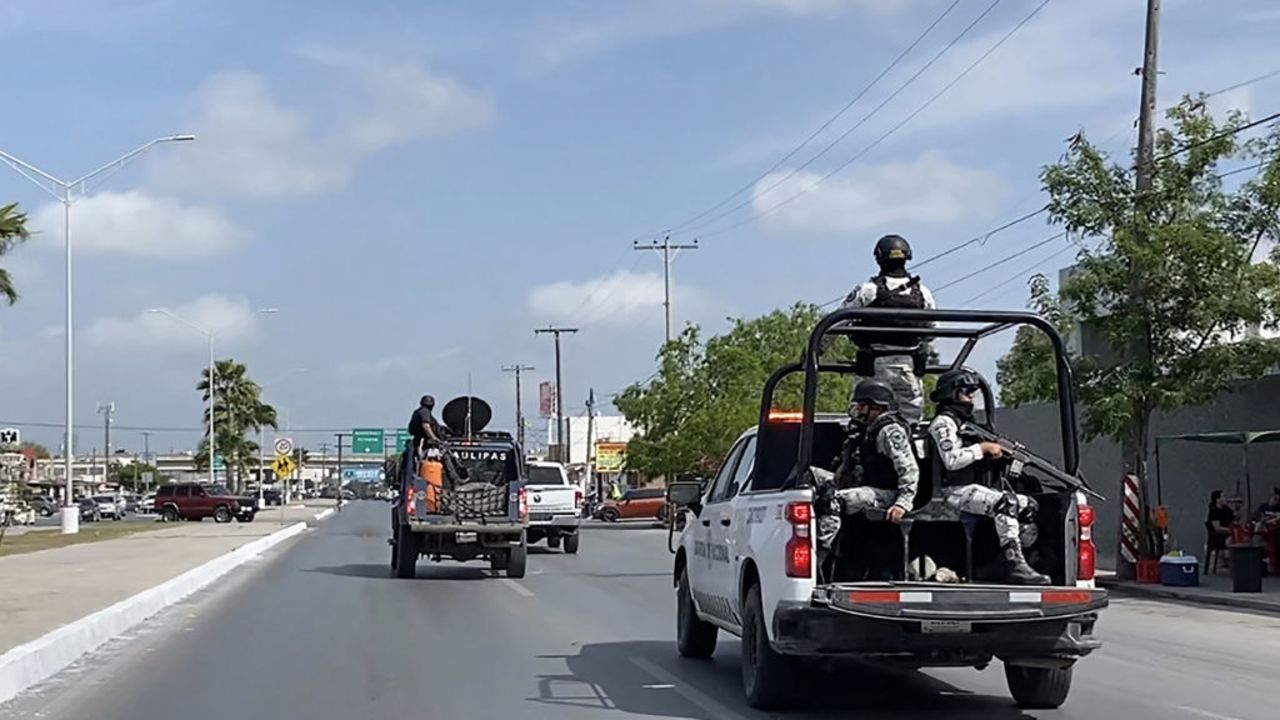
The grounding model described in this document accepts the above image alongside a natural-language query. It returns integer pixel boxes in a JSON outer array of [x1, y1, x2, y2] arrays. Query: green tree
[[111, 463, 168, 492], [995, 274, 1073, 406], [615, 303, 855, 478], [18, 441, 51, 459], [0, 203, 32, 304], [195, 359, 278, 492], [997, 97, 1280, 488]]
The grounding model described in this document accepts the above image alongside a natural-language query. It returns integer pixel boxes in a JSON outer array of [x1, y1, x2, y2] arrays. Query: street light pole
[[0, 135, 196, 535], [534, 327, 578, 462]]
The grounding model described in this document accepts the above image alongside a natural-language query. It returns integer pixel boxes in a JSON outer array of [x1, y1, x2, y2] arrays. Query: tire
[[1004, 663, 1073, 709], [547, 535, 561, 549], [395, 528, 419, 579], [676, 565, 717, 659], [213, 506, 232, 524], [741, 584, 798, 710], [506, 543, 528, 579], [490, 552, 509, 573], [563, 532, 580, 555], [162, 507, 180, 523], [601, 508, 620, 523]]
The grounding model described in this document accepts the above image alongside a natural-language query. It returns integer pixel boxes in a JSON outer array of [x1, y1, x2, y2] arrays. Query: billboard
[[594, 441, 627, 473], [539, 381, 556, 418]]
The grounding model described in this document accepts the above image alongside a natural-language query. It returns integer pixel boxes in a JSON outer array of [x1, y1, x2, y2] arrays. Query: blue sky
[[2, 0, 1279, 454]]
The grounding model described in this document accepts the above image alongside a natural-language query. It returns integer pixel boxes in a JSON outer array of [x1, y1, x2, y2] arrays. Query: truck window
[[707, 437, 748, 504], [724, 435, 757, 499], [527, 466, 566, 485]]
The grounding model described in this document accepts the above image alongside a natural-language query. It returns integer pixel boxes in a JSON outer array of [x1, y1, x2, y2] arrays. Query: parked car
[[77, 497, 101, 523], [30, 496, 57, 517], [137, 492, 157, 514], [261, 488, 283, 506], [93, 495, 123, 521], [153, 483, 257, 523], [596, 487, 668, 523]]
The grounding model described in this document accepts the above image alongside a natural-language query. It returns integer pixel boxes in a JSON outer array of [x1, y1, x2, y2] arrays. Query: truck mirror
[[666, 481, 702, 507]]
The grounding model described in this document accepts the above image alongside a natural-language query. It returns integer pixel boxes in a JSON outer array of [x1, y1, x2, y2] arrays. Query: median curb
[[312, 508, 335, 521], [0, 521, 308, 705], [1097, 576, 1280, 616]]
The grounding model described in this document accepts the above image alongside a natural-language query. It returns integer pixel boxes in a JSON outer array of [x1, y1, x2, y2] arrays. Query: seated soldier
[[928, 369, 1049, 585], [817, 379, 919, 549]]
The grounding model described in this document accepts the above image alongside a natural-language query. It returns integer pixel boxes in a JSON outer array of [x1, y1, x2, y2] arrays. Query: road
[[5, 502, 1277, 720]]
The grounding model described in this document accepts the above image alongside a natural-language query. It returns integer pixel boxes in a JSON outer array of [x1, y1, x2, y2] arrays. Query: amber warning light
[[767, 410, 804, 423]]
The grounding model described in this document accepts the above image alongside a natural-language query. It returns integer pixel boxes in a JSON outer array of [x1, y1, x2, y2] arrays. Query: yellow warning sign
[[272, 454, 297, 479]]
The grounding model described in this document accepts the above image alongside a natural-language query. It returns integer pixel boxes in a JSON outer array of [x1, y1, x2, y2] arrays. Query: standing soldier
[[817, 379, 919, 549], [927, 369, 1049, 585], [839, 234, 935, 423]]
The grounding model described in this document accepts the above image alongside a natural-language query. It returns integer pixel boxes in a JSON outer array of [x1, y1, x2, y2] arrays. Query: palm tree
[[195, 359, 278, 492], [0, 203, 32, 305]]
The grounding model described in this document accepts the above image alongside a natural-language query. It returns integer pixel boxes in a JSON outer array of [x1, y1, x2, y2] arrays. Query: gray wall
[[996, 374, 1280, 568]]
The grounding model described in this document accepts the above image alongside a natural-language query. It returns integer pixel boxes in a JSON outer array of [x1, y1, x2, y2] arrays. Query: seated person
[[816, 379, 919, 549], [927, 369, 1049, 586], [1254, 488, 1280, 521]]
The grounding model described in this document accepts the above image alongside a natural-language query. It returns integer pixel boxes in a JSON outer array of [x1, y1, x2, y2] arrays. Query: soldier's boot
[[1002, 541, 1051, 585]]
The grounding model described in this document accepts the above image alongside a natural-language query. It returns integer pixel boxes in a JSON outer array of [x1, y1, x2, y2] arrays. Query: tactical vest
[[853, 275, 930, 375], [933, 407, 984, 489], [858, 413, 913, 491]]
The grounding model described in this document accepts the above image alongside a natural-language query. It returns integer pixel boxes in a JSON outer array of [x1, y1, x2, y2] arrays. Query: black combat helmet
[[420, 394, 436, 409], [851, 378, 897, 410], [873, 234, 912, 268], [930, 368, 983, 404]]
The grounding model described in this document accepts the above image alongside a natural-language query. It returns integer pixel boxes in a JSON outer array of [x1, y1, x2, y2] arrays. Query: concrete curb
[[0, 521, 308, 705], [312, 508, 335, 522], [1097, 577, 1280, 616]]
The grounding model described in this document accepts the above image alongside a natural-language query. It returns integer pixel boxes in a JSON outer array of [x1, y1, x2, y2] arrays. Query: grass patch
[[0, 521, 168, 557]]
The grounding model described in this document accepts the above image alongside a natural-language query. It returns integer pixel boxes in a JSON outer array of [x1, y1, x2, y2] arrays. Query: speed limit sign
[[273, 436, 294, 456]]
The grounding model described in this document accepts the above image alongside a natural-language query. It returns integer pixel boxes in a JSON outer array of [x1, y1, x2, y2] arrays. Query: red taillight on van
[[1077, 503, 1096, 581], [784, 501, 812, 578]]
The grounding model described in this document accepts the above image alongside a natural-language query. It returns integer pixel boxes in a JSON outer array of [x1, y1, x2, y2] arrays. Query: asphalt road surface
[[6, 502, 1277, 720]]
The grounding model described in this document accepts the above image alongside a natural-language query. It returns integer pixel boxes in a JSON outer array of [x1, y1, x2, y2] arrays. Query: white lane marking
[[642, 683, 674, 689], [630, 656, 749, 720], [500, 578, 535, 597], [1172, 706, 1247, 720]]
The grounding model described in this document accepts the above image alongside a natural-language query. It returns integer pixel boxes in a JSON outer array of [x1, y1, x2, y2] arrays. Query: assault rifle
[[959, 422, 1105, 501]]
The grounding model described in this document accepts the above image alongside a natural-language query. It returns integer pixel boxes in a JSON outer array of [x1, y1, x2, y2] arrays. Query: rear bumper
[[407, 521, 525, 535], [771, 595, 1104, 663], [528, 514, 581, 529]]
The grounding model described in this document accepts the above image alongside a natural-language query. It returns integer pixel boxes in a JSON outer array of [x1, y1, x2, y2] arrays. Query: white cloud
[[527, 270, 713, 327], [152, 64, 491, 198], [753, 151, 1007, 232], [86, 294, 261, 350], [31, 191, 245, 258]]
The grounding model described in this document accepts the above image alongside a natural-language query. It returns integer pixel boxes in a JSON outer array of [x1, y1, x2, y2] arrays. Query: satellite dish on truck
[[441, 396, 493, 438]]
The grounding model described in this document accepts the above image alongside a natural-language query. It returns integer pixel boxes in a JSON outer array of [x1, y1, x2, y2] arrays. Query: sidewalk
[[1097, 568, 1280, 615], [0, 505, 320, 656]]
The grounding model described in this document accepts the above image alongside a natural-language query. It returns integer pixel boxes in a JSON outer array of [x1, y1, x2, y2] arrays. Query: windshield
[[527, 466, 566, 485], [93, 495, 114, 502]]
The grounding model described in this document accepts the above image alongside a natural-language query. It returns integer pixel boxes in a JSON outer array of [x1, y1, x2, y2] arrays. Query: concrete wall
[[997, 374, 1280, 568]]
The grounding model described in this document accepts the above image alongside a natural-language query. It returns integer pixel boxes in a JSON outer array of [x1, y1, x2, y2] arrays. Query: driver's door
[[696, 437, 748, 625]]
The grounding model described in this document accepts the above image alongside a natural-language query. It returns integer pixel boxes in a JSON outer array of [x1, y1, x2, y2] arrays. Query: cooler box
[[1159, 555, 1199, 587]]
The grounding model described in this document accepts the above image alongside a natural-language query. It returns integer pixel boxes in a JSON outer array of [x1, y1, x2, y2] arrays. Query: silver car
[[92, 494, 123, 520]]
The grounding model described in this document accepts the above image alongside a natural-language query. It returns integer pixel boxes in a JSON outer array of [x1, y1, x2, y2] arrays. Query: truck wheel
[[741, 584, 797, 710], [563, 532, 580, 555], [506, 544, 528, 579], [1004, 663, 1073, 709], [213, 506, 232, 524], [489, 552, 509, 573], [676, 566, 716, 659], [162, 506, 180, 522], [547, 535, 561, 549], [395, 529, 419, 579]]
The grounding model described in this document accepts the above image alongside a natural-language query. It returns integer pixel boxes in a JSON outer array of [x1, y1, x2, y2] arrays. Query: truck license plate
[[457, 532, 477, 543], [921, 620, 971, 634]]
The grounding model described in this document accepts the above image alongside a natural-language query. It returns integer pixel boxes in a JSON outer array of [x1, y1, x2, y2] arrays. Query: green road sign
[[351, 428, 385, 454], [396, 429, 411, 452], [212, 453, 225, 470]]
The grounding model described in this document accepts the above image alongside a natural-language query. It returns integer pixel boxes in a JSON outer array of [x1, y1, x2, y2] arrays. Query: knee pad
[[992, 491, 1020, 518], [1018, 496, 1039, 524]]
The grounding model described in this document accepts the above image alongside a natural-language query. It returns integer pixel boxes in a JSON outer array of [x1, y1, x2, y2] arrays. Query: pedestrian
[[926, 368, 1049, 585], [838, 234, 936, 423], [817, 379, 919, 549]]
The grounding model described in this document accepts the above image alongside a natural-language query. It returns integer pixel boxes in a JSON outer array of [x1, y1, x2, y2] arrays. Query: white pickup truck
[[665, 308, 1109, 711], [524, 460, 582, 553]]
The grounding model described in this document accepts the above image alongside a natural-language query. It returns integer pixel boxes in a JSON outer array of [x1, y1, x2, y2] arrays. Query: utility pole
[[502, 364, 535, 449], [142, 430, 152, 495], [584, 388, 596, 501], [334, 433, 345, 510], [634, 236, 699, 344], [97, 402, 114, 483], [534, 326, 578, 463], [1119, 0, 1161, 582]]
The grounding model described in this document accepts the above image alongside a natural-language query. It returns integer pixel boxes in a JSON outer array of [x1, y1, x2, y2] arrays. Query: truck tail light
[[574, 488, 583, 509], [1077, 503, 1096, 581], [403, 488, 416, 518], [518, 488, 528, 521], [784, 501, 812, 579]]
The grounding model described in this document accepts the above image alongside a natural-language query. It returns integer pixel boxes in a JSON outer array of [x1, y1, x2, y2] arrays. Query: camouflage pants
[[851, 355, 922, 424], [818, 487, 899, 547], [941, 484, 1037, 548]]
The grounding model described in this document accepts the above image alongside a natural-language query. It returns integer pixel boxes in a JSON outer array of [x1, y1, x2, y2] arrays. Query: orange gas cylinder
[[419, 458, 444, 513]]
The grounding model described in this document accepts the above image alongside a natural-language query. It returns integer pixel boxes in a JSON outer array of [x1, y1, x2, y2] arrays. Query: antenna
[[466, 373, 474, 441]]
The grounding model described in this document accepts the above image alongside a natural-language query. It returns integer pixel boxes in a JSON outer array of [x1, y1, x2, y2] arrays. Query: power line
[[696, 0, 1054, 241], [658, 0, 966, 236], [683, 0, 1011, 238], [933, 232, 1066, 293], [1148, 110, 1280, 165], [960, 243, 1077, 305]]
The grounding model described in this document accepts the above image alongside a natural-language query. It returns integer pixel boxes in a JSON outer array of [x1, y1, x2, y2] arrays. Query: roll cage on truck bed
[[665, 307, 1108, 711]]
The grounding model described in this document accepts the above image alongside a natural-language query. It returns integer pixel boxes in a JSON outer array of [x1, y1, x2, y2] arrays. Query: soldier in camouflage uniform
[[816, 379, 919, 548], [927, 369, 1050, 585]]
